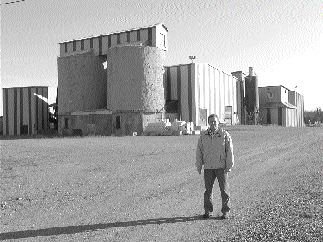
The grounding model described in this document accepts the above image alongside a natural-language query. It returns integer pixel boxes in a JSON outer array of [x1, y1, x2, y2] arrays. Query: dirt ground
[[1, 126, 322, 241]]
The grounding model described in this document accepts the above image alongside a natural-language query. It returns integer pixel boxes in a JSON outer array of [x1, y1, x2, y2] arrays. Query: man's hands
[[197, 168, 231, 174]]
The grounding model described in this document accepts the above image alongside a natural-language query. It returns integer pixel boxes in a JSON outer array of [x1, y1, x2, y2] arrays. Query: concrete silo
[[245, 67, 259, 124], [57, 52, 107, 115], [231, 71, 247, 124], [107, 44, 166, 135], [57, 52, 108, 135]]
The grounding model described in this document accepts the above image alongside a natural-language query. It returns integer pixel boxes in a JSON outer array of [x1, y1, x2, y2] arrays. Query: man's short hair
[[208, 114, 219, 122]]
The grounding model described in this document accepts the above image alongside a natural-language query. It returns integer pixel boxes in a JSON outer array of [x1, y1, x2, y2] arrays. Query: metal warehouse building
[[164, 63, 238, 126], [2, 86, 49, 136], [259, 85, 304, 127]]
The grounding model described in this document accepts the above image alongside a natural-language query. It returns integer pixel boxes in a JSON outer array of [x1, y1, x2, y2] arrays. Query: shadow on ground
[[0, 215, 223, 240]]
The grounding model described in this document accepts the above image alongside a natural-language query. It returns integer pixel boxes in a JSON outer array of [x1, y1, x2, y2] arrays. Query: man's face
[[208, 117, 219, 130]]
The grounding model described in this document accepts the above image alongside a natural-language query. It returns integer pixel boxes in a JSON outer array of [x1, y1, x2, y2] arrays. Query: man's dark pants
[[204, 169, 230, 214]]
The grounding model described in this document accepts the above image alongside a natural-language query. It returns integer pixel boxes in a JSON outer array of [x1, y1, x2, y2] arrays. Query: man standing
[[196, 114, 234, 219]]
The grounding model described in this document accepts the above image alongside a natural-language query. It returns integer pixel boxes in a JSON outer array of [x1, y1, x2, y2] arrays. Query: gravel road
[[1, 126, 322, 241]]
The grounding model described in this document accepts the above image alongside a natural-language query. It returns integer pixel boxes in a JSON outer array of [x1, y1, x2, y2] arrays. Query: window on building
[[99, 35, 102, 55], [108, 35, 111, 48], [117, 34, 120, 44], [21, 125, 28, 135], [116, 116, 121, 129], [127, 32, 130, 42], [73, 41, 76, 51], [148, 28, 152, 46], [81, 39, 84, 50], [65, 43, 68, 52], [90, 38, 93, 49], [137, 30, 140, 41], [267, 92, 273, 99], [160, 33, 166, 47], [65, 118, 69, 129]]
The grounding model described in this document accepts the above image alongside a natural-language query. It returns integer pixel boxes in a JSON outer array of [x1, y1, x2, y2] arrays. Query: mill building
[[57, 23, 242, 136], [2, 23, 305, 136]]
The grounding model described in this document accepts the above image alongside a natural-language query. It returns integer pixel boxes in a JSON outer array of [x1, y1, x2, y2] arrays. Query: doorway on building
[[20, 125, 28, 135], [267, 108, 271, 124], [278, 107, 282, 126], [199, 108, 207, 126], [225, 106, 232, 125]]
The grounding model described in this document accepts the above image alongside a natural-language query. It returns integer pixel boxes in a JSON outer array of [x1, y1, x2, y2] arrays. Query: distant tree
[[304, 107, 323, 124]]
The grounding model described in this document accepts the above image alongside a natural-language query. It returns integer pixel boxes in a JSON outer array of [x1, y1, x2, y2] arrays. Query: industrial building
[[232, 68, 304, 127], [1, 23, 306, 136], [258, 85, 304, 127], [57, 23, 168, 136], [2, 86, 49, 136], [56, 23, 305, 136], [164, 63, 238, 126], [59, 23, 168, 58], [231, 67, 259, 125], [2, 23, 305, 136], [57, 23, 241, 136]]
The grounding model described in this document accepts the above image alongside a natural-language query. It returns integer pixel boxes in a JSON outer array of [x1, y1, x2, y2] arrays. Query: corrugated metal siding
[[271, 108, 278, 125], [180, 65, 189, 121], [8, 89, 14, 135], [260, 88, 304, 127], [3, 88, 8, 135], [130, 31, 137, 42], [140, 28, 149, 44], [43, 88, 49, 130], [2, 87, 48, 136], [296, 92, 305, 127], [30, 87, 36, 134], [59, 25, 168, 57], [219, 71, 225, 120], [169, 67, 178, 100], [164, 63, 238, 126], [209, 68, 215, 116]]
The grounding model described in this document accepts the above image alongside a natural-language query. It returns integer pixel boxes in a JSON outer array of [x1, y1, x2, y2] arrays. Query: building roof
[[231, 70, 247, 75], [59, 23, 168, 44], [262, 101, 296, 109], [164, 62, 236, 77], [259, 85, 291, 91], [2, 86, 48, 90]]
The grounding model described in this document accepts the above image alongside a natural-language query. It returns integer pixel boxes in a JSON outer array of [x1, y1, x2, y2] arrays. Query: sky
[[1, 0, 322, 116]]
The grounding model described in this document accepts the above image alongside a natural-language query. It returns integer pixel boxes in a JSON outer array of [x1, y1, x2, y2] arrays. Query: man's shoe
[[202, 212, 210, 219]]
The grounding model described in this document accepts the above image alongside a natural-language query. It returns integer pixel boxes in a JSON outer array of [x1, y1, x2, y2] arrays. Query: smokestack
[[249, 67, 254, 76]]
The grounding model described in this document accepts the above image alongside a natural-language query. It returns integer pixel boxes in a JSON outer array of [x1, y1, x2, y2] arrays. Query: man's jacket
[[196, 128, 234, 172]]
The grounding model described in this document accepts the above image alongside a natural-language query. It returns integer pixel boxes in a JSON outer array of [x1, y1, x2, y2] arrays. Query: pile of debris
[[143, 119, 206, 136]]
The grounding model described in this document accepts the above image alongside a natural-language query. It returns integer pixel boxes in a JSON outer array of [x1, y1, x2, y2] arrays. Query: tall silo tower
[[231, 70, 247, 124], [107, 44, 166, 135], [245, 67, 259, 124]]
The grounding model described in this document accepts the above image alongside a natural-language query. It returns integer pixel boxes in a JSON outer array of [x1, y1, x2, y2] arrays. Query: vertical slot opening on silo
[[116, 116, 121, 129], [65, 118, 69, 129]]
